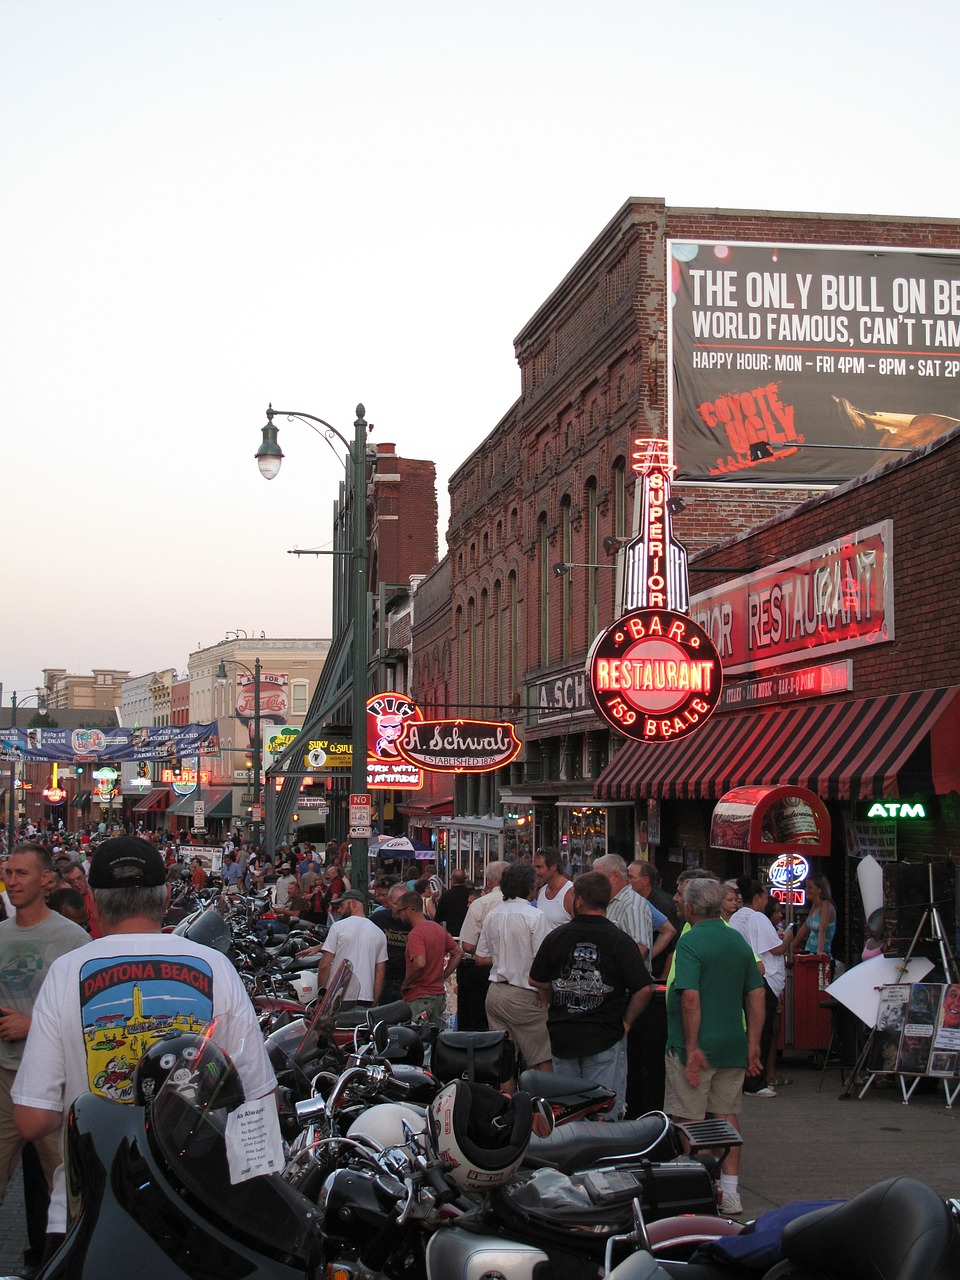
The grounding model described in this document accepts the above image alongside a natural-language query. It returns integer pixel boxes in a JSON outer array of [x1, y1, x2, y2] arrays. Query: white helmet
[[347, 1102, 427, 1149], [428, 1080, 532, 1192]]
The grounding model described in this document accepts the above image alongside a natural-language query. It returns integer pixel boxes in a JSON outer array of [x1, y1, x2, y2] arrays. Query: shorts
[[664, 1050, 745, 1119], [485, 983, 552, 1068]]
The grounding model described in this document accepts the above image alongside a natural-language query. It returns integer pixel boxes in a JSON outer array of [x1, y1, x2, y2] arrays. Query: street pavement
[[1, 1050, 958, 1276]]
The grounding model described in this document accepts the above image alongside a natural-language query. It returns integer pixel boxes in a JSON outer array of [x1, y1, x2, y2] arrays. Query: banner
[[669, 240, 960, 483], [1, 723, 220, 765]]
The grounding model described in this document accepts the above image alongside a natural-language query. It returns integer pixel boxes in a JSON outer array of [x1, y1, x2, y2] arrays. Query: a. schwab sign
[[669, 239, 960, 483], [689, 521, 893, 676]]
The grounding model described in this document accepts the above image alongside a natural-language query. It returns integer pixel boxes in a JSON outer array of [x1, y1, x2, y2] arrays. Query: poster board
[[862, 982, 960, 1105]]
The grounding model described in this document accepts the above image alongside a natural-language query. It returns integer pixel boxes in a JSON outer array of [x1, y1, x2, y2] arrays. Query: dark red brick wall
[[371, 444, 438, 588]]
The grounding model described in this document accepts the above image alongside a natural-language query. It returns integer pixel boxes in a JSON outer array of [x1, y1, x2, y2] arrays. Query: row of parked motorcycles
[[24, 896, 960, 1280]]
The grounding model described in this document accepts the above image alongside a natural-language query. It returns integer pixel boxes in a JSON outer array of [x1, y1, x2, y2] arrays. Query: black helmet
[[134, 1033, 245, 1113]]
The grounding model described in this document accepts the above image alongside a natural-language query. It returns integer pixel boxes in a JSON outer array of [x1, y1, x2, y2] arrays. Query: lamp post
[[216, 655, 261, 850], [7, 690, 47, 853], [255, 403, 371, 891]]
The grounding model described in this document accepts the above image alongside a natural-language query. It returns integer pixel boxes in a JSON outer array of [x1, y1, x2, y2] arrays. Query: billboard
[[669, 239, 960, 483]]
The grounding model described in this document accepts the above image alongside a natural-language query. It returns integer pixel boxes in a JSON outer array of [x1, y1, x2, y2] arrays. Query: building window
[[538, 514, 550, 667], [586, 478, 599, 641], [480, 588, 489, 711], [613, 457, 627, 539], [561, 496, 572, 662], [467, 598, 476, 709], [493, 580, 502, 712], [291, 680, 308, 716], [508, 571, 519, 708]]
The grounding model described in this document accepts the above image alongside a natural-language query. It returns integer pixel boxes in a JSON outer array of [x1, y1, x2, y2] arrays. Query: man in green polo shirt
[[665, 875, 764, 1218]]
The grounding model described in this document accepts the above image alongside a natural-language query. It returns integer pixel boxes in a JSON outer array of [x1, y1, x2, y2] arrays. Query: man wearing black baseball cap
[[298, 887, 387, 1004], [12, 836, 276, 1257]]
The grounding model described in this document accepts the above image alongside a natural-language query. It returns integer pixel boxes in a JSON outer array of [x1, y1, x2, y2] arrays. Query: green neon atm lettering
[[867, 802, 926, 819]]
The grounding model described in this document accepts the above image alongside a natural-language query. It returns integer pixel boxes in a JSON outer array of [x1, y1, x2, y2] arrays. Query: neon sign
[[587, 607, 722, 743], [768, 853, 810, 890], [367, 693, 423, 790], [587, 439, 722, 744], [622, 439, 689, 613], [397, 719, 522, 774], [867, 801, 926, 819]]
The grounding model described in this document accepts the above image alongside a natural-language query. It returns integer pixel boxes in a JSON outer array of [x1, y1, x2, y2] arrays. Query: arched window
[[585, 477, 599, 641], [538, 514, 550, 666], [508, 571, 519, 706], [613, 457, 627, 539], [493, 579, 503, 712], [561, 495, 572, 662], [479, 588, 489, 712]]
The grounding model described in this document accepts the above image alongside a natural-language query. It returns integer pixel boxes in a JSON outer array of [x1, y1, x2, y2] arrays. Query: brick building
[[441, 197, 960, 890], [596, 424, 960, 967]]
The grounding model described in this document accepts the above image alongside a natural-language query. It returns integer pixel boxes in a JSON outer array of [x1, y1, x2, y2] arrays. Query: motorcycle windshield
[[148, 1040, 315, 1257], [174, 904, 232, 954]]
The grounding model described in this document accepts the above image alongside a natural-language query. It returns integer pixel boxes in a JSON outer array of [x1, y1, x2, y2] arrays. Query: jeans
[[554, 1036, 628, 1118]]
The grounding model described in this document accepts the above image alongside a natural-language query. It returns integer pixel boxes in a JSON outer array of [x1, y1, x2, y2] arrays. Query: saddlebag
[[433, 1030, 516, 1087]]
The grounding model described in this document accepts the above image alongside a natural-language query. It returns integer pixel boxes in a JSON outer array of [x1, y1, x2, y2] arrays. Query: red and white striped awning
[[594, 686, 960, 802]]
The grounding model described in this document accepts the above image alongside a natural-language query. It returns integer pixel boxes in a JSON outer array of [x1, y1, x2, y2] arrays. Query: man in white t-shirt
[[728, 879, 788, 1098], [0, 841, 89, 1269], [13, 835, 276, 1257], [302, 890, 387, 1004]]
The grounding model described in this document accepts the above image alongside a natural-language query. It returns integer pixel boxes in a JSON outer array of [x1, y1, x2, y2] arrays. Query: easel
[[844, 863, 960, 1105]]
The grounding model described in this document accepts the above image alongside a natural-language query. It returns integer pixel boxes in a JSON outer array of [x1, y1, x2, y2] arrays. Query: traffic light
[[76, 765, 84, 776], [172, 759, 182, 779]]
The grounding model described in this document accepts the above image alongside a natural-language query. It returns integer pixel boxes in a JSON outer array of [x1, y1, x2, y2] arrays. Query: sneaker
[[720, 1190, 743, 1216], [745, 1086, 777, 1097]]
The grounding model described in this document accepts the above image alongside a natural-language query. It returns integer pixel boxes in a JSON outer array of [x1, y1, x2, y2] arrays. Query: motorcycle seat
[[525, 1114, 681, 1173], [335, 999, 413, 1029], [296, 955, 324, 970], [520, 1068, 614, 1103], [782, 1176, 960, 1280]]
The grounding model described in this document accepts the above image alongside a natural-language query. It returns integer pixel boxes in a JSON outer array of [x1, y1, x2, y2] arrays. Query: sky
[[2, 0, 958, 700]]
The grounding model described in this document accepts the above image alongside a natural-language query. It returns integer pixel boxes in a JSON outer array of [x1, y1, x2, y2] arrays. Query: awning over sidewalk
[[168, 787, 234, 818], [595, 686, 960, 802], [133, 788, 171, 813]]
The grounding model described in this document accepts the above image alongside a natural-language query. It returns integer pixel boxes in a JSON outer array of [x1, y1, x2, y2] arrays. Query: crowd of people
[[0, 815, 836, 1272]]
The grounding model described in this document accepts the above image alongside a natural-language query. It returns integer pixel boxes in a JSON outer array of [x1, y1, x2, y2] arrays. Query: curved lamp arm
[[255, 404, 369, 479]]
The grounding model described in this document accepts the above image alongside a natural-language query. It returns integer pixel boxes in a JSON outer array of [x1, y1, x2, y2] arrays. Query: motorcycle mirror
[[372, 1021, 390, 1054], [530, 1097, 555, 1139]]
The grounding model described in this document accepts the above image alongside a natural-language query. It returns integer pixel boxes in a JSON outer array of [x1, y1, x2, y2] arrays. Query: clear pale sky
[[2, 0, 957, 699]]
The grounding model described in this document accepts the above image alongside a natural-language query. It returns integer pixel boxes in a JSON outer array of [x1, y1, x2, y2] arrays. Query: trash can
[[782, 954, 834, 1052]]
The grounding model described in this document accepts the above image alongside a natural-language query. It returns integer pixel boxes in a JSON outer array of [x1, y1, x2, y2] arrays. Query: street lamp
[[216, 655, 261, 849], [255, 403, 371, 891], [7, 690, 47, 853]]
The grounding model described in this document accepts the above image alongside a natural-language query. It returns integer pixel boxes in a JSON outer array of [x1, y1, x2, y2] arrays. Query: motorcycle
[[38, 1022, 958, 1280], [606, 1174, 960, 1280]]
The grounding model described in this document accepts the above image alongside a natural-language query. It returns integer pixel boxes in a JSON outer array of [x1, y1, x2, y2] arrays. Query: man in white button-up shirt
[[475, 861, 551, 1091]]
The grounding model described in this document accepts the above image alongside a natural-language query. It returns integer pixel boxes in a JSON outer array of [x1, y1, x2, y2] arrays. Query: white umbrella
[[825, 954, 934, 1028], [370, 836, 416, 854]]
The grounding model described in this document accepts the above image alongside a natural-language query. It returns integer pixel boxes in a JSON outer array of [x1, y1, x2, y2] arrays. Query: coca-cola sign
[[397, 719, 522, 774]]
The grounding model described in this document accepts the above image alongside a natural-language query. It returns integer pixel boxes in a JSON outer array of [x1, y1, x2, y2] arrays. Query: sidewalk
[[2, 1052, 959, 1274], [738, 1049, 960, 1217], [0, 1164, 31, 1278]]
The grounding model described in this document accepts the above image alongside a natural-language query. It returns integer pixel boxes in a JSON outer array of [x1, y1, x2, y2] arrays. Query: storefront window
[[558, 803, 634, 877]]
